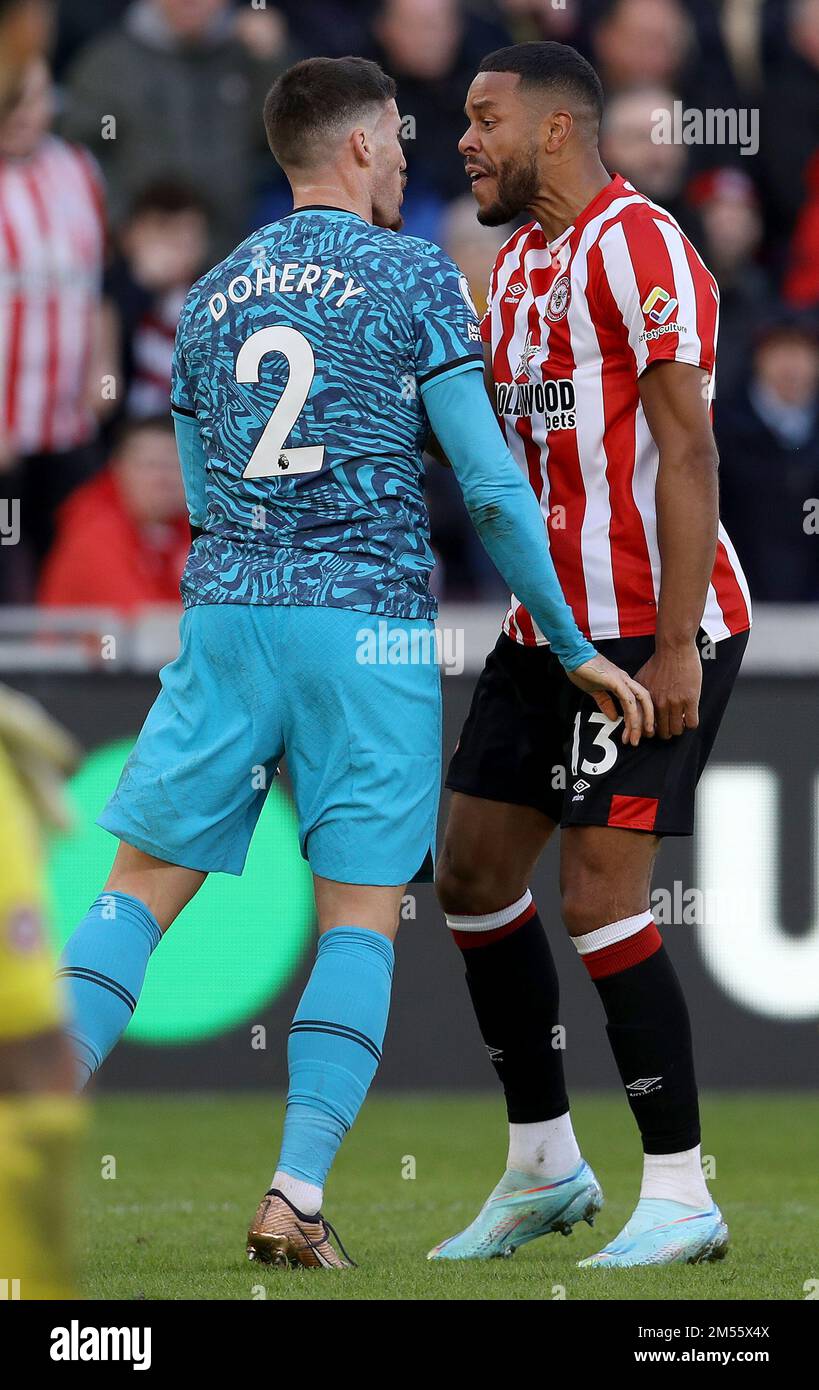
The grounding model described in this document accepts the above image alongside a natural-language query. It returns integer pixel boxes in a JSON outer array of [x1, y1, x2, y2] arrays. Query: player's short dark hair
[[478, 42, 605, 127], [263, 56, 397, 170]]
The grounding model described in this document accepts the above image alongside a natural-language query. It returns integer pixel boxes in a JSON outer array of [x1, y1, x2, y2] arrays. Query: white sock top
[[507, 1112, 581, 1181], [639, 1145, 711, 1209], [445, 889, 533, 933], [571, 910, 653, 956], [272, 1170, 323, 1217]]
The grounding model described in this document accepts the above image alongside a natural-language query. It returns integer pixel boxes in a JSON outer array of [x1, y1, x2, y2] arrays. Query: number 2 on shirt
[[236, 326, 325, 478]]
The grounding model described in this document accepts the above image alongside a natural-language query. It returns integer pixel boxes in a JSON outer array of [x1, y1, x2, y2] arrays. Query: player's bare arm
[[637, 361, 720, 739]]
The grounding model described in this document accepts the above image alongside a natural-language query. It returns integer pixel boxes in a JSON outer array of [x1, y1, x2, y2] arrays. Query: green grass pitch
[[76, 1093, 817, 1301]]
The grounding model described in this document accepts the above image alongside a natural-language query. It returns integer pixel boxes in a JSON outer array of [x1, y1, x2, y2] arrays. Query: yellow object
[[0, 684, 80, 833], [0, 688, 83, 1298], [0, 1094, 84, 1299], [0, 741, 64, 1040]]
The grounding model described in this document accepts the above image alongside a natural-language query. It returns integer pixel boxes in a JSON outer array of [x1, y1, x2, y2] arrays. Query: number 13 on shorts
[[571, 709, 623, 778]]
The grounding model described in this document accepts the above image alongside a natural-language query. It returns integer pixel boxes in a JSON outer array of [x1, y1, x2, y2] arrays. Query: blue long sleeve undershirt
[[173, 413, 207, 529], [421, 365, 596, 672]]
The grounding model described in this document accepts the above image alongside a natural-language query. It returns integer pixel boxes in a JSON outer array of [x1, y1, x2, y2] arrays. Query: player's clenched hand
[[633, 642, 702, 739], [567, 656, 655, 746]]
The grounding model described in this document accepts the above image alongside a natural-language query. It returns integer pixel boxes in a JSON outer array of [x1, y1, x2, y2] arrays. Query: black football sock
[[573, 912, 700, 1154], [446, 890, 569, 1124]]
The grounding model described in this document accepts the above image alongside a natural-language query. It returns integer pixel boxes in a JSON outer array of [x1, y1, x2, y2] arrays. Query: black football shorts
[[446, 628, 749, 836]]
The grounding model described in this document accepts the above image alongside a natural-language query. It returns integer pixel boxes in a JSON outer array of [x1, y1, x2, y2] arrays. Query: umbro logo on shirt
[[503, 281, 527, 303]]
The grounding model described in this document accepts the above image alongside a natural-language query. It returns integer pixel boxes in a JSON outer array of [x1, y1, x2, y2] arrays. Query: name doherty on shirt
[[207, 263, 366, 319]]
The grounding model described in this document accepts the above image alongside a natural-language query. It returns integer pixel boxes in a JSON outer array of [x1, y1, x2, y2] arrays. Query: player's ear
[[542, 108, 573, 154], [350, 125, 372, 168]]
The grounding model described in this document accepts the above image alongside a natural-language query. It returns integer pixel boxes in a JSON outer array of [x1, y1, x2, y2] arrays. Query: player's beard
[[477, 145, 540, 226]]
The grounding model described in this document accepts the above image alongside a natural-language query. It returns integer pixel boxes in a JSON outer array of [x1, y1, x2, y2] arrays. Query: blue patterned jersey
[[170, 207, 483, 617]]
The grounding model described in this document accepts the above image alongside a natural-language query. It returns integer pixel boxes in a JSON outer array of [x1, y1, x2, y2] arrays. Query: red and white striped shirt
[[483, 174, 751, 645], [0, 136, 105, 456]]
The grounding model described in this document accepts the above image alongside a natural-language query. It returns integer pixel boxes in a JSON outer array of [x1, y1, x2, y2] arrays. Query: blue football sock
[[276, 926, 394, 1192], [57, 891, 161, 1090]]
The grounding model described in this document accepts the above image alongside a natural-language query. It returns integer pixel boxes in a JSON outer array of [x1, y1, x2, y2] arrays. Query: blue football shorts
[[98, 604, 442, 885]]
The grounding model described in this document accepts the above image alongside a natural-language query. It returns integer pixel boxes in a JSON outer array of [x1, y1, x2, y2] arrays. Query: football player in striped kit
[[430, 43, 750, 1269]]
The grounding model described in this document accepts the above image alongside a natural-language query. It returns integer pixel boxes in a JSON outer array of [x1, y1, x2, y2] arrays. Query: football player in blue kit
[[56, 56, 652, 1269]]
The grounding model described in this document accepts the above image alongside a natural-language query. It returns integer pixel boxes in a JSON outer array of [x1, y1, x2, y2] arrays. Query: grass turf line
[[76, 1093, 816, 1301]]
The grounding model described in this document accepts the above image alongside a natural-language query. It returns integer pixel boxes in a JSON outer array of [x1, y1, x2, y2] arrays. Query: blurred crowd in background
[[0, 0, 818, 614]]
